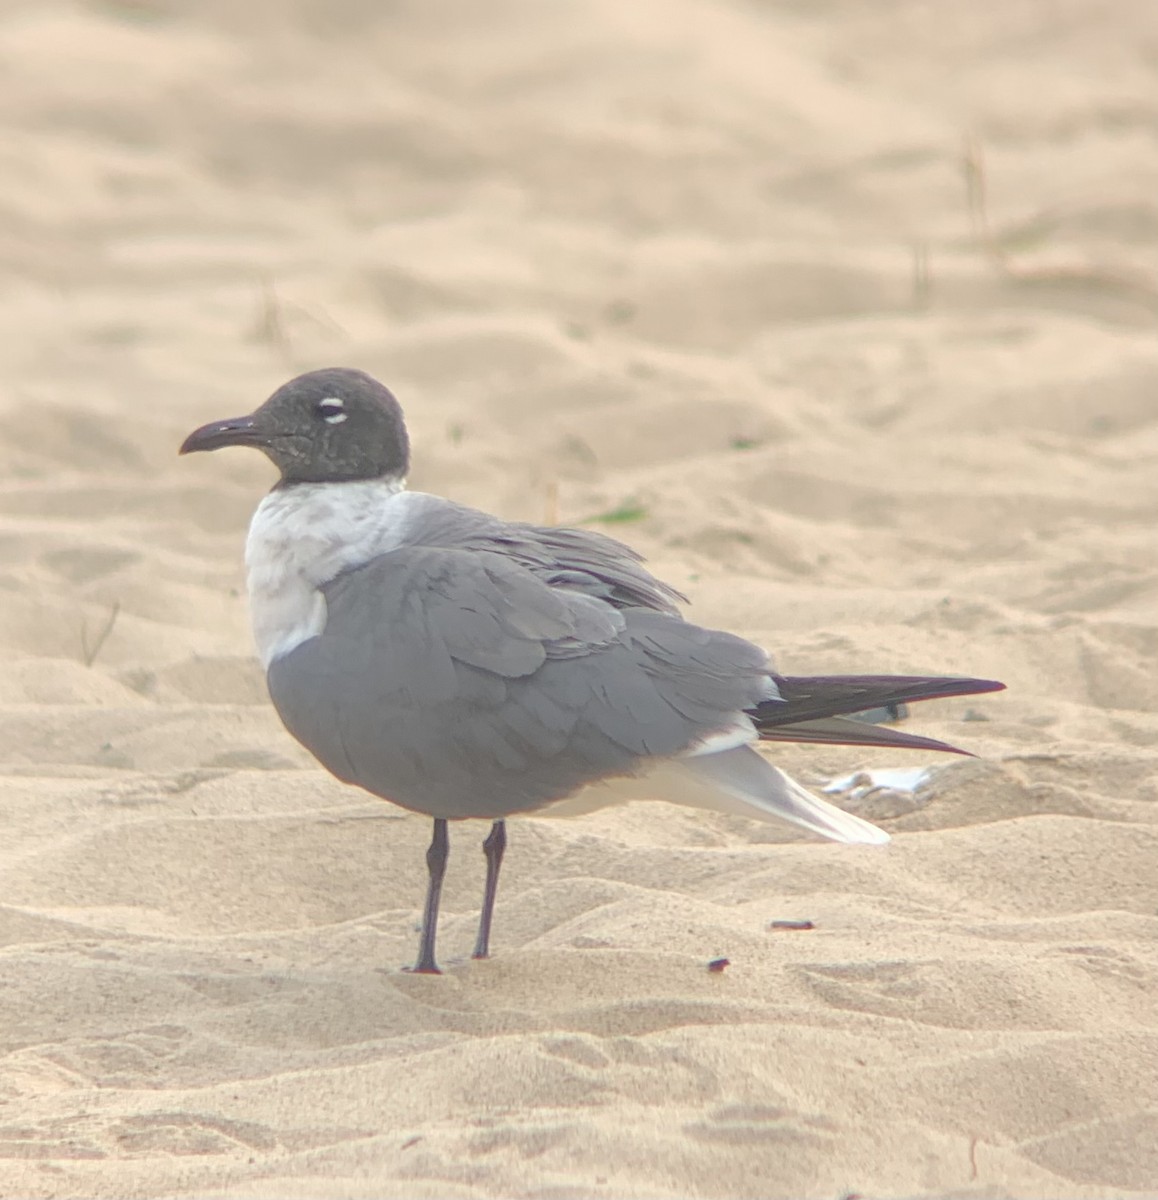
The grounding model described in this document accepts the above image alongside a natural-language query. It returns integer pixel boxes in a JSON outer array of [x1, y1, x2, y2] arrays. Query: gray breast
[[265, 544, 770, 820]]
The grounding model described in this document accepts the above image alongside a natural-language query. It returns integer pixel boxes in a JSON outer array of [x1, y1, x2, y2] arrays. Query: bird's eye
[[317, 397, 347, 425]]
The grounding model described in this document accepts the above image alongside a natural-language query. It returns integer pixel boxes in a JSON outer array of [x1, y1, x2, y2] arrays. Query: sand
[[0, 0, 1156, 1196]]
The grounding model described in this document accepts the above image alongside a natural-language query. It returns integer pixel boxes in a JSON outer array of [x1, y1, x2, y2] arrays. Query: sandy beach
[[1, 1, 1156, 1195]]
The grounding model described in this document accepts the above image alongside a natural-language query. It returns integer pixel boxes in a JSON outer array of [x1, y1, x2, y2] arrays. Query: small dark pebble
[[767, 919, 815, 931], [707, 957, 730, 973]]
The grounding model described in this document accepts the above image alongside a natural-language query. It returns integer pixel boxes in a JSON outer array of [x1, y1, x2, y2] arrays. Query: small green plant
[[583, 501, 648, 525]]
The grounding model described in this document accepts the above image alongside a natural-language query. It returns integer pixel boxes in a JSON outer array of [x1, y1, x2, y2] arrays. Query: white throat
[[244, 475, 408, 668]]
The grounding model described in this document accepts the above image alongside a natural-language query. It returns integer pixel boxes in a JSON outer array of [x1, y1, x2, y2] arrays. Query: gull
[[180, 368, 1004, 973]]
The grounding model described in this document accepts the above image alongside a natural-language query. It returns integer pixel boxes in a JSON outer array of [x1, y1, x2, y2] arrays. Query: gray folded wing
[[266, 544, 770, 820], [390, 495, 689, 615]]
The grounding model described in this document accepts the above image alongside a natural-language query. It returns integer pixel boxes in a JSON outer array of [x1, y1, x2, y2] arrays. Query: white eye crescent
[[318, 396, 347, 424]]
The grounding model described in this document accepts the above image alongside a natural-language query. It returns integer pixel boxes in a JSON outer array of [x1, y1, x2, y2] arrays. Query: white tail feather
[[541, 745, 889, 845], [678, 747, 889, 844]]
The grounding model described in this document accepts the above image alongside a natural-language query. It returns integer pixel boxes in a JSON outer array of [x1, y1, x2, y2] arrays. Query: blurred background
[[0, 2, 1157, 1196], [3, 1, 1158, 676]]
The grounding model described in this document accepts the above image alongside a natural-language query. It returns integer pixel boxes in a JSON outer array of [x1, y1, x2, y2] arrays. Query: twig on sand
[[81, 601, 121, 668], [252, 276, 292, 362], [962, 132, 997, 262], [911, 240, 932, 309], [251, 276, 349, 364]]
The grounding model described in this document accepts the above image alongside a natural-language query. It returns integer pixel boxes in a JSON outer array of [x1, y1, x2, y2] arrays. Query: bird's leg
[[412, 817, 449, 974], [471, 819, 507, 960]]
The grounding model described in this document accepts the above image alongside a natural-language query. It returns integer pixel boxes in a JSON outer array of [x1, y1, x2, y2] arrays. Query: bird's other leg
[[411, 817, 449, 974], [471, 819, 507, 960]]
